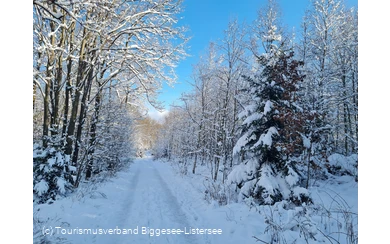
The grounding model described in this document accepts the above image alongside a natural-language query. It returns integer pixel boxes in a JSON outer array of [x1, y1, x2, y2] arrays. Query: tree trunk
[[192, 153, 197, 174], [43, 72, 51, 148], [230, 87, 238, 168], [33, 37, 42, 111], [85, 88, 101, 180], [51, 16, 66, 136], [42, 17, 57, 147], [64, 27, 89, 161], [342, 73, 349, 154], [33, 82, 37, 110], [214, 157, 219, 181], [72, 64, 94, 169], [305, 143, 312, 189], [62, 21, 75, 138]]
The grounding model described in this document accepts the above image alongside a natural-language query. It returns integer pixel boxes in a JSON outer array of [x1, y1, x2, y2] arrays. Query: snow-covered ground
[[34, 155, 357, 244]]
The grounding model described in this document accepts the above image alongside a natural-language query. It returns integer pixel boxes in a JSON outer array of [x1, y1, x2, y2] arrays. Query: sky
[[32, 154, 358, 244], [147, 0, 358, 118]]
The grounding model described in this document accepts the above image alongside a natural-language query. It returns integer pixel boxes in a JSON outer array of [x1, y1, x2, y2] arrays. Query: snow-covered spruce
[[33, 144, 75, 204], [229, 36, 310, 206]]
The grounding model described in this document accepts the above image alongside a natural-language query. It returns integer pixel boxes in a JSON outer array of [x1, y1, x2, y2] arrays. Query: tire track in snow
[[95, 167, 142, 244], [151, 167, 199, 244], [114, 158, 199, 244], [151, 162, 212, 244], [118, 167, 140, 227]]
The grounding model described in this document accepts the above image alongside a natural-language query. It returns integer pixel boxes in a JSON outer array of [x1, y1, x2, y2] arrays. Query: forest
[[33, 0, 358, 243], [152, 0, 358, 206], [33, 0, 188, 200]]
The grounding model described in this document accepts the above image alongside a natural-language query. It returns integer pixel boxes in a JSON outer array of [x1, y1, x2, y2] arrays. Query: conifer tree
[[230, 31, 310, 206]]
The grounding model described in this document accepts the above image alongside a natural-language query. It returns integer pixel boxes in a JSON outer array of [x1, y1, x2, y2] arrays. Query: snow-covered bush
[[228, 159, 311, 206], [253, 194, 358, 244], [326, 153, 358, 179], [203, 178, 238, 206], [253, 201, 319, 243], [33, 144, 75, 204]]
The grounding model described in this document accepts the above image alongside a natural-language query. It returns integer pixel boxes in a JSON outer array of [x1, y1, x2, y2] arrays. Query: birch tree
[[212, 19, 248, 182], [298, 0, 358, 159]]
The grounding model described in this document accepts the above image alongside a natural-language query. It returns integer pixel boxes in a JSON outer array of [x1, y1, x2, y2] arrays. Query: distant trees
[[295, 0, 358, 187], [154, 19, 248, 181], [153, 0, 357, 206], [33, 0, 188, 203], [134, 116, 162, 155]]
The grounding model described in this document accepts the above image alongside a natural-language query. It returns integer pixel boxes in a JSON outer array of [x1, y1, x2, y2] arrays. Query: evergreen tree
[[229, 40, 311, 206], [33, 143, 74, 204]]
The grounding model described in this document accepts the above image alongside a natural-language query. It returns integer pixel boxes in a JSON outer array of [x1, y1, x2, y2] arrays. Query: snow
[[301, 133, 311, 149], [292, 186, 309, 199], [328, 153, 358, 176], [69, 165, 77, 172], [34, 156, 357, 244], [47, 157, 56, 167], [233, 132, 256, 155], [262, 25, 282, 42], [242, 112, 262, 126], [56, 177, 67, 194], [34, 179, 49, 196], [253, 126, 278, 148], [263, 100, 273, 115], [227, 158, 259, 186], [255, 164, 279, 204], [238, 104, 257, 119], [33, 145, 47, 158], [292, 102, 304, 112], [285, 165, 299, 187]]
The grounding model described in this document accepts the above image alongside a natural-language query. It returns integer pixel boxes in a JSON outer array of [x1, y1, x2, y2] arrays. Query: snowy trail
[[36, 155, 358, 244], [112, 157, 201, 244], [70, 155, 235, 244], [38, 156, 239, 244]]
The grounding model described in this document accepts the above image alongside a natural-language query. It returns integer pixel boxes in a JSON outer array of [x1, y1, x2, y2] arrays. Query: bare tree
[[33, 0, 189, 202]]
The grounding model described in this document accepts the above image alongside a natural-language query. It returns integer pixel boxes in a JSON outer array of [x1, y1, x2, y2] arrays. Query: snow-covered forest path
[[39, 156, 246, 244], [111, 156, 206, 244], [35, 155, 358, 244]]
